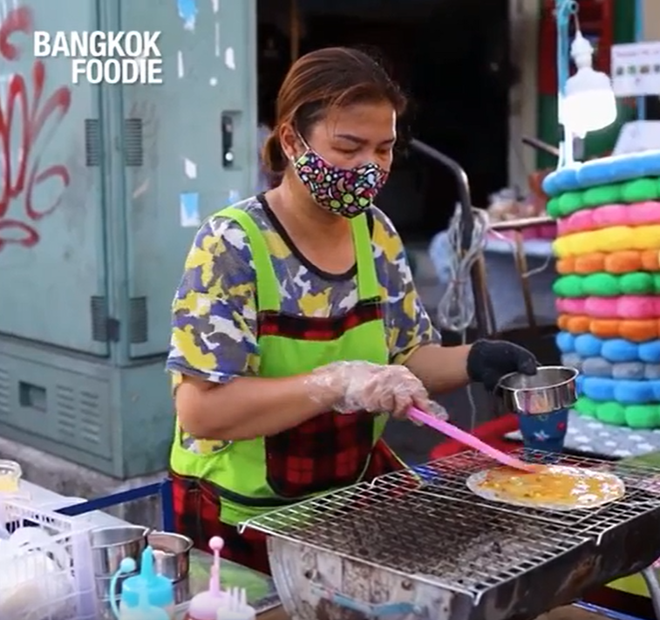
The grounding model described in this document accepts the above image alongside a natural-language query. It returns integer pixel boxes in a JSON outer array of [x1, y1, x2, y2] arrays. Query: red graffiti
[[0, 6, 72, 252]]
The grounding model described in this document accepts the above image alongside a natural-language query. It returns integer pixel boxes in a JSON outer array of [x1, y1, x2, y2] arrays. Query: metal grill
[[395, 449, 660, 531], [242, 450, 660, 600]]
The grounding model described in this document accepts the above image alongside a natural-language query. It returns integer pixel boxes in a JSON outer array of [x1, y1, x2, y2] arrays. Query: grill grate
[[399, 449, 660, 530], [243, 450, 660, 600]]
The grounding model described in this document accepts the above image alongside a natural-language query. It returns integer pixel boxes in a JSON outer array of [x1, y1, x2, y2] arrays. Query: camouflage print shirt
[[166, 195, 441, 454]]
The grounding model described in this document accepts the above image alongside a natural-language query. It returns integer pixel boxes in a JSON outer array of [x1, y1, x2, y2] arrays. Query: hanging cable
[[436, 205, 490, 334], [434, 205, 491, 430]]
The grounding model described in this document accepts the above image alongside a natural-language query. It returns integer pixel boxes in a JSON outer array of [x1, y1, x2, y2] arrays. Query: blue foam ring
[[639, 340, 660, 363], [601, 338, 645, 363], [555, 331, 660, 363], [543, 167, 579, 196], [561, 353, 660, 380], [576, 152, 652, 186], [542, 151, 660, 196], [556, 330, 576, 353], [576, 334, 606, 358], [580, 376, 660, 404]]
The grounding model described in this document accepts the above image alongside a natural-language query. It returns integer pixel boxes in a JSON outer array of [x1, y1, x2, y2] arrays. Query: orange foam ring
[[557, 250, 660, 275], [557, 315, 660, 341]]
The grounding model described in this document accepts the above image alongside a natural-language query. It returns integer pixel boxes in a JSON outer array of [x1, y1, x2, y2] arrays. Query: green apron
[[170, 206, 393, 526]]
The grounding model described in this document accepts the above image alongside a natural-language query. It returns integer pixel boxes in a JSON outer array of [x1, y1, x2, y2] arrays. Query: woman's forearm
[[405, 344, 471, 393], [176, 374, 336, 440]]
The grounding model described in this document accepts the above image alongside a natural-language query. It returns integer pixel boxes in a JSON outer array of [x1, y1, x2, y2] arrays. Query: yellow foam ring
[[553, 225, 660, 258]]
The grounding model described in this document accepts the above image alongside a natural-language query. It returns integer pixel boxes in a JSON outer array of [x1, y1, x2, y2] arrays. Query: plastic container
[[0, 460, 22, 493], [111, 555, 170, 620], [0, 497, 97, 620], [110, 546, 175, 620], [186, 536, 226, 620], [216, 587, 256, 620]]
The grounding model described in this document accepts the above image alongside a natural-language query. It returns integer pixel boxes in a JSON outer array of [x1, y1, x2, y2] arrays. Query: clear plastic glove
[[409, 400, 449, 426], [306, 361, 435, 418]]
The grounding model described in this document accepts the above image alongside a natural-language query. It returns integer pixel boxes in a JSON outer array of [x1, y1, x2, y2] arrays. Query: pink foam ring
[[631, 201, 660, 226], [558, 210, 593, 235], [582, 295, 660, 319], [556, 298, 585, 314], [617, 295, 660, 319], [591, 204, 628, 228], [584, 297, 617, 318], [591, 202, 660, 228], [557, 201, 660, 235]]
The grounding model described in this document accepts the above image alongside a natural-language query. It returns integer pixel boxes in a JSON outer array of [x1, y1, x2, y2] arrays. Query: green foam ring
[[575, 396, 660, 429], [553, 272, 660, 298], [545, 176, 660, 220], [583, 183, 622, 208]]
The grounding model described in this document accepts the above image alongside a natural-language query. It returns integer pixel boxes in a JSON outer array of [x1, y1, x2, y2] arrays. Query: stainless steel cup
[[94, 570, 138, 600], [148, 531, 193, 582], [496, 365, 578, 416], [90, 525, 149, 575]]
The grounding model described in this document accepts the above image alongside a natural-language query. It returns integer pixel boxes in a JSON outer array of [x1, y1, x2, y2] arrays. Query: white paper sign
[[611, 41, 660, 97]]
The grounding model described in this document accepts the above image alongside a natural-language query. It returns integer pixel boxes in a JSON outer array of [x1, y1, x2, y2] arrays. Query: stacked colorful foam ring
[[543, 151, 660, 430]]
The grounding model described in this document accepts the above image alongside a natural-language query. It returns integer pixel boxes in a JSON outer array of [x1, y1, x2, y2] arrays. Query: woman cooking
[[167, 47, 537, 575]]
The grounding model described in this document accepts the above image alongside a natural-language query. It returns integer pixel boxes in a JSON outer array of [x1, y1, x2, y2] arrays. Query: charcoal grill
[[240, 450, 660, 620]]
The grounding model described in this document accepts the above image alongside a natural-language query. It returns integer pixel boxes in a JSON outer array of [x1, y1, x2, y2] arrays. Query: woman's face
[[295, 100, 397, 171]]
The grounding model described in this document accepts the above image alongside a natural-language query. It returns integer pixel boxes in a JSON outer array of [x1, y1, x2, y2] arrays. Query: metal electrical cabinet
[[0, 0, 258, 478]]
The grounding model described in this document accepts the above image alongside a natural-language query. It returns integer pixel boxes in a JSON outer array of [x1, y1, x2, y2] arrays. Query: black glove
[[467, 339, 538, 391]]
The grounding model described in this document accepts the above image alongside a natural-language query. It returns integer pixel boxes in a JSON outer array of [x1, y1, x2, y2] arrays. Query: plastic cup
[[0, 460, 22, 493], [517, 408, 568, 462]]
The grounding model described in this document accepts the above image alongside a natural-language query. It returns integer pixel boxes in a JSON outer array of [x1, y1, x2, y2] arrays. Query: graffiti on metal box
[[0, 6, 72, 252]]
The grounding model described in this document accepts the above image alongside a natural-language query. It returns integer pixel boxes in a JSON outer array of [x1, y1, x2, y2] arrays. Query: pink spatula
[[408, 406, 540, 472]]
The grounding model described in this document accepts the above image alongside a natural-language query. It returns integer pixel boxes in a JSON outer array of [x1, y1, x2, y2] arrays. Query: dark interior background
[[257, 0, 513, 243], [255, 0, 540, 463]]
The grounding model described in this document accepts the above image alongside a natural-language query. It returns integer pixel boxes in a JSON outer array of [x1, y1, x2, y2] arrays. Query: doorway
[[256, 0, 512, 241]]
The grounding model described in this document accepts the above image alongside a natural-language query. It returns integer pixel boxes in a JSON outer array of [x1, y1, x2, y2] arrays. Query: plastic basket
[[0, 498, 97, 620]]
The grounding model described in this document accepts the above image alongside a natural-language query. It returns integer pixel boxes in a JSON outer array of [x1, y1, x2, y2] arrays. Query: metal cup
[[147, 531, 193, 582], [496, 365, 578, 416], [90, 525, 149, 575], [496, 365, 578, 457], [94, 570, 138, 600]]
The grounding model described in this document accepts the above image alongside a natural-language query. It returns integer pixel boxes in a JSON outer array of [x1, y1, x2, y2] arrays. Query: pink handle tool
[[407, 406, 540, 472]]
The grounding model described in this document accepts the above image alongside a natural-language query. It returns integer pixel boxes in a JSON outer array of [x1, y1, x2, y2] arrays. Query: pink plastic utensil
[[186, 536, 226, 620], [407, 406, 541, 472]]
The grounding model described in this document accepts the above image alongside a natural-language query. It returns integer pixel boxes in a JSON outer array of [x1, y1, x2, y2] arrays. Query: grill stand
[[642, 568, 660, 619], [267, 519, 660, 620], [244, 451, 660, 620]]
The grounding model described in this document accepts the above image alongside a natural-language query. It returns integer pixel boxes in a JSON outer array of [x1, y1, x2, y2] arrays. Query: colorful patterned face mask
[[292, 146, 389, 218]]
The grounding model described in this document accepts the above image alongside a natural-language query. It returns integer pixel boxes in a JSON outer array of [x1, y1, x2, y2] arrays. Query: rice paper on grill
[[466, 465, 625, 511]]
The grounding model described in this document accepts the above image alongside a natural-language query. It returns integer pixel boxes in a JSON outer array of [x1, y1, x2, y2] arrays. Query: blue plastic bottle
[[110, 546, 175, 619]]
